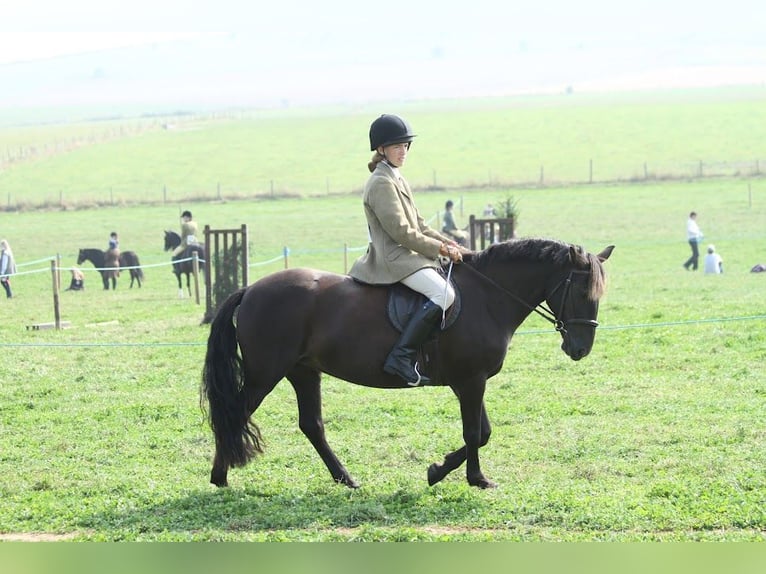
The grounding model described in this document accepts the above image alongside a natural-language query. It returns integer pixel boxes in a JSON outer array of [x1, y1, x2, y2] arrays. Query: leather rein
[[457, 262, 599, 335]]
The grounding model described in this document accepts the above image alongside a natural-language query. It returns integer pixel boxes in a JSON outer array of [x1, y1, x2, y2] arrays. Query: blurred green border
[[1, 542, 764, 574]]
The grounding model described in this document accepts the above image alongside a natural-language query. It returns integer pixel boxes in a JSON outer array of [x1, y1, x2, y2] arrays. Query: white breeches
[[400, 267, 455, 311]]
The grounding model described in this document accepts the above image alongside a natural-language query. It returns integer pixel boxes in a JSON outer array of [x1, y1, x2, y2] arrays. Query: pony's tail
[[201, 287, 263, 469], [134, 255, 145, 280]]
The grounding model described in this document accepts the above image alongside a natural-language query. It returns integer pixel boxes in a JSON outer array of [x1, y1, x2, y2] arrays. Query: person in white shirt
[[683, 211, 703, 270], [704, 245, 723, 274], [0, 239, 16, 298]]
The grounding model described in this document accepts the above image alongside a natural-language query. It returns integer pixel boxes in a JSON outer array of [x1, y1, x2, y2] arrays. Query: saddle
[[384, 273, 462, 387], [386, 281, 461, 333], [174, 245, 204, 262]]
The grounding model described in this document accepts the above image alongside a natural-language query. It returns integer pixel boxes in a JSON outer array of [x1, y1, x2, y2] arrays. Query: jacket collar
[[376, 161, 411, 198]]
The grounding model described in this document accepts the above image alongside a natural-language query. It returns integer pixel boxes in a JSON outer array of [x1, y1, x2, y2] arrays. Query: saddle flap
[[386, 281, 461, 333]]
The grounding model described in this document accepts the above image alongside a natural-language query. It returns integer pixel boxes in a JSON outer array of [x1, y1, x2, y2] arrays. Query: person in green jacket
[[349, 114, 465, 386], [173, 210, 199, 257]]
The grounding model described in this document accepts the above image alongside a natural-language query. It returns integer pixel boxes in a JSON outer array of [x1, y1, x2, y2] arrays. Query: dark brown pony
[[77, 248, 144, 290], [163, 230, 205, 297], [201, 238, 614, 489]]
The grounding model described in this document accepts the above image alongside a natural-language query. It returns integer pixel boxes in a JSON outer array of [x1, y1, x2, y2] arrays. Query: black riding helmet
[[369, 114, 416, 151]]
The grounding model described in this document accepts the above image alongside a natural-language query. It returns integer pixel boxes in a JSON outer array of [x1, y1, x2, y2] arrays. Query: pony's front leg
[[461, 394, 496, 488], [176, 273, 184, 298], [428, 395, 494, 488]]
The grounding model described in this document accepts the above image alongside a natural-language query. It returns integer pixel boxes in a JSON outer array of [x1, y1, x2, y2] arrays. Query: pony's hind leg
[[209, 371, 277, 488], [287, 365, 360, 488]]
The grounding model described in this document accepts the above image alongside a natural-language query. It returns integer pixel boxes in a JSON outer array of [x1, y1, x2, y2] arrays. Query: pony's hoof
[[468, 475, 497, 489], [427, 463, 445, 486], [337, 475, 361, 489], [210, 471, 228, 488]]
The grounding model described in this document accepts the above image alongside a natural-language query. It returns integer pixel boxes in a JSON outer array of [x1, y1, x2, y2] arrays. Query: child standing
[[0, 239, 17, 298]]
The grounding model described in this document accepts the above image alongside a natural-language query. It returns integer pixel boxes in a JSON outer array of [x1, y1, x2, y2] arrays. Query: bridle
[[458, 263, 599, 335], [542, 270, 599, 334]]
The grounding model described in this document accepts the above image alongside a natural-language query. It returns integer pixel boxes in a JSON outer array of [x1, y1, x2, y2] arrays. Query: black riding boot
[[383, 300, 442, 386]]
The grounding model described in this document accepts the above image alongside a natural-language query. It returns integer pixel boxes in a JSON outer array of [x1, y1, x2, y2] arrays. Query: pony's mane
[[468, 238, 606, 300]]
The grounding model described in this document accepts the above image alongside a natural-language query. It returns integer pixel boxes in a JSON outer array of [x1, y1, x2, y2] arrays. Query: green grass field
[[0, 89, 764, 541], [2, 86, 765, 208]]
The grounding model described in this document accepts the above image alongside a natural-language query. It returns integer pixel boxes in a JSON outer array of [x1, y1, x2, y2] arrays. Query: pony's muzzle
[[561, 338, 591, 361]]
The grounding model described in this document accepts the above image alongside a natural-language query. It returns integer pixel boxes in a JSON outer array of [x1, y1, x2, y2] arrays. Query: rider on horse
[[106, 231, 120, 277], [348, 114, 467, 387], [172, 210, 199, 258]]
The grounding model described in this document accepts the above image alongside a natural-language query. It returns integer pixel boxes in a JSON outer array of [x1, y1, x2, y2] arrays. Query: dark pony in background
[[163, 230, 205, 297], [77, 248, 144, 290], [201, 237, 614, 490]]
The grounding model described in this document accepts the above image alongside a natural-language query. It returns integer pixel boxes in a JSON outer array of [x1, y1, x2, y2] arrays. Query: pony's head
[[547, 244, 613, 361], [467, 238, 613, 361], [163, 230, 176, 252]]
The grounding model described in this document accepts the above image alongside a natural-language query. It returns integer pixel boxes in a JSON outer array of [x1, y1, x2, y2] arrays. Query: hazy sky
[[2, 0, 765, 107], [4, 0, 764, 57]]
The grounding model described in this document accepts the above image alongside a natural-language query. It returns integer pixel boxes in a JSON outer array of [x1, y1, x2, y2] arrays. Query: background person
[[105, 231, 121, 276], [108, 231, 119, 252], [442, 199, 468, 246], [683, 211, 703, 270], [173, 210, 199, 257], [0, 239, 17, 298], [704, 244, 723, 274], [66, 267, 85, 291], [349, 114, 464, 386]]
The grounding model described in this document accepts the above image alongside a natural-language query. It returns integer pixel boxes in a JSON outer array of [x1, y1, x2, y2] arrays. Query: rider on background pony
[[442, 199, 468, 247], [172, 210, 199, 257]]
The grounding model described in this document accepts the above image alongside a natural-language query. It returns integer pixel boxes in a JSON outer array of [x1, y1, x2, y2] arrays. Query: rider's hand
[[439, 242, 463, 263]]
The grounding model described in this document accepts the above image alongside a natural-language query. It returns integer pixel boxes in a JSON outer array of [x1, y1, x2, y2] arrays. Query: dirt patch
[[0, 532, 80, 542]]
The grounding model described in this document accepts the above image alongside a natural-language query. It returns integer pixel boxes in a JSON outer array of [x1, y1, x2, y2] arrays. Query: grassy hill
[[1, 86, 765, 209]]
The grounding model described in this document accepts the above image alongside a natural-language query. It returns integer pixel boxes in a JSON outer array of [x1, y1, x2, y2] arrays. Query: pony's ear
[[569, 244, 586, 265], [597, 245, 615, 262]]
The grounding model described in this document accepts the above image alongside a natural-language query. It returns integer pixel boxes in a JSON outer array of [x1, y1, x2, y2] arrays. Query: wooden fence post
[[192, 251, 201, 305], [51, 260, 61, 330], [55, 253, 62, 291], [241, 223, 249, 287], [344, 243, 348, 274]]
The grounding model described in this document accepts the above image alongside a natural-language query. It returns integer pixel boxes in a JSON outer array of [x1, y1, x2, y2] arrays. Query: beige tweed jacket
[[349, 162, 452, 285]]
